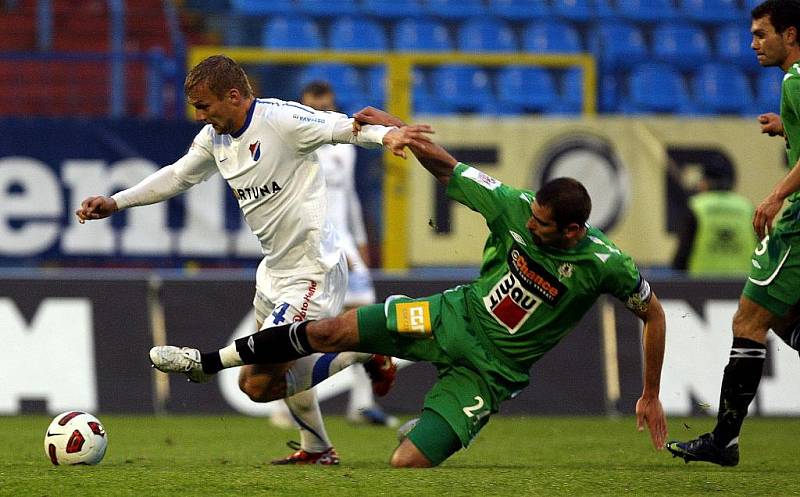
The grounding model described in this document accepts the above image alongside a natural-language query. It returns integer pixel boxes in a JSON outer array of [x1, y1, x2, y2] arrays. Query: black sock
[[233, 320, 315, 364], [786, 325, 800, 352], [712, 337, 766, 446], [201, 352, 224, 374]]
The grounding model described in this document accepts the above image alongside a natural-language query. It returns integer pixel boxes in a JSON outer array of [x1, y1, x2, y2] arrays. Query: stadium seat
[[590, 22, 647, 71], [692, 63, 754, 115], [431, 65, 496, 113], [552, 0, 593, 22], [715, 24, 761, 71], [555, 68, 584, 114], [425, 0, 487, 20], [487, 0, 550, 22], [365, 66, 386, 108], [621, 63, 693, 114], [361, 0, 425, 19], [261, 17, 323, 50], [457, 18, 517, 53], [392, 18, 452, 52], [651, 23, 711, 71], [329, 17, 388, 52], [681, 0, 742, 24], [616, 0, 678, 22], [496, 66, 558, 114], [521, 21, 582, 53], [411, 68, 443, 114], [296, 0, 359, 18], [230, 0, 295, 15], [298, 63, 367, 115], [754, 70, 782, 114]]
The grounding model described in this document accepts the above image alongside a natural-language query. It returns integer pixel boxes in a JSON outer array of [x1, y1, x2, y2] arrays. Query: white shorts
[[252, 256, 348, 330]]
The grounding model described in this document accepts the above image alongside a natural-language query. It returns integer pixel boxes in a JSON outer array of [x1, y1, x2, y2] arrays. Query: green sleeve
[[783, 76, 800, 160], [446, 163, 520, 224], [602, 251, 651, 313]]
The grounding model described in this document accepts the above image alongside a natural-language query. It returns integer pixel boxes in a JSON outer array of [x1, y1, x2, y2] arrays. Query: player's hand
[[75, 196, 118, 224], [758, 113, 784, 137], [635, 395, 667, 450], [382, 126, 435, 159], [353, 106, 407, 129], [753, 193, 783, 240]]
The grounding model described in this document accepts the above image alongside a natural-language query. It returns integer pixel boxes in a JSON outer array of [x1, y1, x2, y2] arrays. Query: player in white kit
[[75, 55, 428, 464]]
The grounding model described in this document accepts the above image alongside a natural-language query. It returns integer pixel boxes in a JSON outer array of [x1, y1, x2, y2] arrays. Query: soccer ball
[[44, 411, 107, 465]]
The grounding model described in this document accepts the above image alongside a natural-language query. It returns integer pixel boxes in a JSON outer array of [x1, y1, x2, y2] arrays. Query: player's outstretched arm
[[75, 196, 118, 224], [629, 292, 668, 450], [354, 107, 457, 186]]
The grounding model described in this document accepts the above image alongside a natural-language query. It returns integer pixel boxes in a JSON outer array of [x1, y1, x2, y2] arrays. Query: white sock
[[219, 343, 243, 368], [283, 389, 331, 453], [347, 365, 376, 417], [285, 352, 372, 395]]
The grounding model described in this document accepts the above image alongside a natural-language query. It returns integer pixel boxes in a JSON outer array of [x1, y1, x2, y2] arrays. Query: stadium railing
[[187, 46, 597, 269]]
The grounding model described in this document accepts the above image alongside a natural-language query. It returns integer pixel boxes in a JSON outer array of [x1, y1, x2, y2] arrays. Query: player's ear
[[784, 25, 798, 45], [562, 222, 583, 239]]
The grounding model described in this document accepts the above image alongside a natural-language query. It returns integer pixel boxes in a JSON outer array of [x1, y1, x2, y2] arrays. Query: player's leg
[[391, 409, 462, 468], [769, 300, 800, 354]]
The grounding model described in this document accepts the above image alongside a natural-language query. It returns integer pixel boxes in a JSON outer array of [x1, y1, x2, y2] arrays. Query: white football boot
[[149, 346, 213, 383]]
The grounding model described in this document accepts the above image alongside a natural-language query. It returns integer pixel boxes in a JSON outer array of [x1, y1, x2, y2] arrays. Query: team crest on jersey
[[249, 140, 261, 161], [483, 244, 567, 334]]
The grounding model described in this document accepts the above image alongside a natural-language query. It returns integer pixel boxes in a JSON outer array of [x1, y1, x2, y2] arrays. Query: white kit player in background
[[298, 81, 398, 427], [75, 55, 429, 464]]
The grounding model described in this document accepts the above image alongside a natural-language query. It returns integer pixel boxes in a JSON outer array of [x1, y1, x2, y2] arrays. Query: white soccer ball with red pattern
[[44, 411, 107, 465]]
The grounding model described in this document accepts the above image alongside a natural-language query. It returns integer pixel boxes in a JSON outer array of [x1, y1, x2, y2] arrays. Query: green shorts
[[356, 293, 526, 459], [743, 201, 800, 316]]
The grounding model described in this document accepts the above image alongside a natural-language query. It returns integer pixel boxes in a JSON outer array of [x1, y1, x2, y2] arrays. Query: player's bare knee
[[238, 372, 283, 402], [390, 450, 433, 468]]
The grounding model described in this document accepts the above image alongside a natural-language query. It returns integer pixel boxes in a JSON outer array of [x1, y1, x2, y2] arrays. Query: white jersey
[[112, 98, 392, 273], [317, 143, 366, 256]]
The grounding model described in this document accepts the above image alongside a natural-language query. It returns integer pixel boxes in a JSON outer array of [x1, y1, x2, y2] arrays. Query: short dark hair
[[752, 0, 800, 34], [301, 80, 334, 98], [535, 177, 591, 229], [184, 54, 253, 99]]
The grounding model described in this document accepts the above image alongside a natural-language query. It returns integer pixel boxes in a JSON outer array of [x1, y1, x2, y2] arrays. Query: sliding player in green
[[151, 107, 669, 467]]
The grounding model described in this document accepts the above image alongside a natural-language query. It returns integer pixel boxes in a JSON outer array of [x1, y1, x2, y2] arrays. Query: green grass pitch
[[2, 415, 799, 497]]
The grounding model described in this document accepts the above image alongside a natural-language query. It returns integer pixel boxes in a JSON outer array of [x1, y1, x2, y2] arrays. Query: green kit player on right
[[150, 107, 669, 468], [668, 0, 800, 467]]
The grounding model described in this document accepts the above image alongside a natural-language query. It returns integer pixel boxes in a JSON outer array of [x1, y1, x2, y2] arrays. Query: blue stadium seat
[[365, 66, 385, 108], [488, 0, 550, 22], [590, 22, 647, 71], [681, 0, 742, 24], [431, 65, 496, 113], [425, 0, 487, 20], [692, 63, 754, 115], [262, 17, 323, 50], [392, 18, 452, 52], [594, 0, 619, 20], [522, 21, 582, 53], [553, 0, 593, 22], [754, 70, 782, 114], [555, 68, 584, 114], [621, 63, 692, 114], [412, 68, 443, 114], [715, 24, 761, 71], [230, 0, 295, 15], [296, 0, 359, 18], [457, 18, 517, 53], [616, 0, 678, 22], [496, 66, 558, 114], [298, 63, 366, 115], [651, 23, 711, 71], [329, 17, 388, 51], [361, 0, 425, 19]]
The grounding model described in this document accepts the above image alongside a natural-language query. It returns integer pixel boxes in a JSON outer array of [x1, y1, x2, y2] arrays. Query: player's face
[[751, 15, 795, 70], [526, 201, 564, 247], [187, 83, 241, 135], [301, 92, 336, 112]]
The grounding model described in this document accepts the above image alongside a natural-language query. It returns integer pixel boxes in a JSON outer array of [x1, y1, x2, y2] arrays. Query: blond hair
[[184, 54, 253, 99]]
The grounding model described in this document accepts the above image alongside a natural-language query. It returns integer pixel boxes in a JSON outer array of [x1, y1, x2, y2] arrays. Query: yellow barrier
[[187, 46, 597, 269]]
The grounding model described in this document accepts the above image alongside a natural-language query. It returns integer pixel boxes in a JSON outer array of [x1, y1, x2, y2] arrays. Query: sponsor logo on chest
[[482, 245, 567, 334]]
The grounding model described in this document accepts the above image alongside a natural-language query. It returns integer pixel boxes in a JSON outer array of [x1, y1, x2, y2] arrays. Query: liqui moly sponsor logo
[[293, 281, 318, 321], [483, 272, 540, 334]]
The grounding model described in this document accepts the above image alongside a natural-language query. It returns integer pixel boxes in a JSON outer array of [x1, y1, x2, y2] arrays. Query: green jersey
[[442, 163, 649, 373], [782, 60, 800, 203]]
